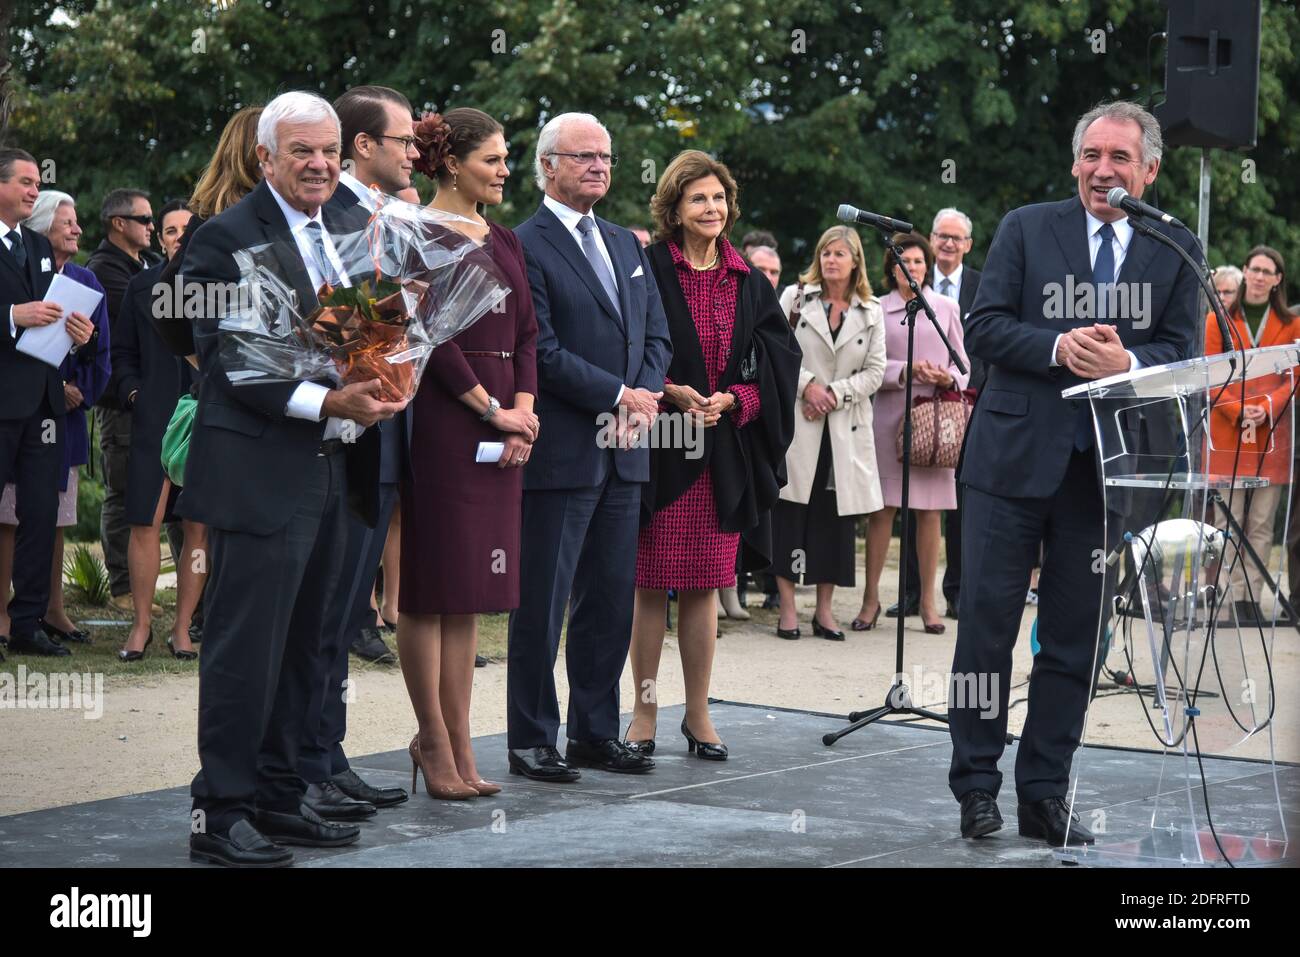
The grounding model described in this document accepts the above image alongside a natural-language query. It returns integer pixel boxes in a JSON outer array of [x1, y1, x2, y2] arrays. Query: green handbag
[[161, 395, 198, 487]]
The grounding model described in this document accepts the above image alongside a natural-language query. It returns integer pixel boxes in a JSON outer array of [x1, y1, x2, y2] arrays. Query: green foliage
[[70, 469, 104, 543], [63, 542, 110, 606], [8, 0, 1298, 290]]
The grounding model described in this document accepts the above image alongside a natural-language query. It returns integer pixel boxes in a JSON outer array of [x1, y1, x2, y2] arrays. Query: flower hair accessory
[[413, 111, 453, 179]]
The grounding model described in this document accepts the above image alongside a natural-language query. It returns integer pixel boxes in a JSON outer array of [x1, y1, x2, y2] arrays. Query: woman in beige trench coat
[[771, 225, 887, 640]]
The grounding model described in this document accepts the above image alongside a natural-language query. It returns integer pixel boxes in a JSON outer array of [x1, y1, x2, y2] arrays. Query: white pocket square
[[630, 265, 644, 278], [40, 258, 52, 272]]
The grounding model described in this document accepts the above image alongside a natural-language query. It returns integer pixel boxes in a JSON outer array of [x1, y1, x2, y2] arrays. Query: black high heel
[[166, 635, 198, 660], [775, 624, 801, 640], [850, 603, 881, 631], [40, 619, 91, 644], [118, 629, 153, 662], [622, 721, 656, 756], [681, 718, 728, 761], [812, 618, 846, 641]]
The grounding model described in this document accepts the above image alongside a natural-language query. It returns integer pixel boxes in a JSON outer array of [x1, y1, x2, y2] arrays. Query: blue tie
[[576, 216, 620, 315], [1075, 223, 1116, 451], [304, 221, 339, 286]]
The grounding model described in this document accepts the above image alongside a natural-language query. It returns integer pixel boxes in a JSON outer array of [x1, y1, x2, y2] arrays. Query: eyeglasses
[[932, 233, 969, 245], [550, 151, 618, 167], [376, 134, 417, 151], [1245, 266, 1279, 277], [117, 214, 154, 226]]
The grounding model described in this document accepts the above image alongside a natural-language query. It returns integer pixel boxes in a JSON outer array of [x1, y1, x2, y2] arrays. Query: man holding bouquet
[[181, 91, 407, 868]]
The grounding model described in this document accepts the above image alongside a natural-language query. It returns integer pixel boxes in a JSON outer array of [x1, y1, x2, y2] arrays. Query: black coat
[[86, 239, 160, 409], [113, 261, 194, 524], [643, 241, 802, 571], [176, 180, 382, 533], [0, 225, 63, 421]]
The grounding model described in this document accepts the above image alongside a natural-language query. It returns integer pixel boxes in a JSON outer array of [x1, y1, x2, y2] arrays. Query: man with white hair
[[181, 91, 407, 867], [506, 112, 671, 780], [948, 101, 1197, 847]]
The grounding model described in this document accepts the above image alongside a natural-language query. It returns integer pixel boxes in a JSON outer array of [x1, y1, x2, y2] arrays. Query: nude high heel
[[409, 736, 479, 800]]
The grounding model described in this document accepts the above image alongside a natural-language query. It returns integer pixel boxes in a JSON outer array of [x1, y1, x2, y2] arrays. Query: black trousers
[[507, 473, 640, 749], [190, 452, 348, 835], [298, 481, 398, 783], [94, 406, 132, 596], [948, 450, 1108, 804], [0, 401, 64, 638]]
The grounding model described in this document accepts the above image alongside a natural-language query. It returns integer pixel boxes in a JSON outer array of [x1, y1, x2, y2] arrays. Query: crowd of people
[[1, 91, 1295, 865]]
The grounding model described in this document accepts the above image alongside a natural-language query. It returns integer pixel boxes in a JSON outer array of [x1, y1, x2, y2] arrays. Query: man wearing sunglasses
[[87, 188, 162, 614]]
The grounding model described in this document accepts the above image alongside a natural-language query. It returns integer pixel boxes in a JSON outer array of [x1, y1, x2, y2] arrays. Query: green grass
[[2, 602, 514, 680]]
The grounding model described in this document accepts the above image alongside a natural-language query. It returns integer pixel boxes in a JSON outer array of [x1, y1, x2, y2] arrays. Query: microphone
[[837, 203, 913, 234], [1105, 187, 1185, 230]]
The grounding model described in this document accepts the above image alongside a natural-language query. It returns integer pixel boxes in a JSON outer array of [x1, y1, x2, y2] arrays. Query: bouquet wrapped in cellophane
[[219, 190, 509, 401]]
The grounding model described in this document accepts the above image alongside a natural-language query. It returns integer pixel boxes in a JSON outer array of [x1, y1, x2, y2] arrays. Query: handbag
[[161, 394, 198, 487], [896, 387, 976, 469]]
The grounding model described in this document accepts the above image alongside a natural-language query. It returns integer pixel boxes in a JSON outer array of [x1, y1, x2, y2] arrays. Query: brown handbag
[[896, 388, 976, 469]]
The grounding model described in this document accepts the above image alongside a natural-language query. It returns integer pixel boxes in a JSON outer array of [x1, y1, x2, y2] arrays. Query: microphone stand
[[824, 228, 984, 746]]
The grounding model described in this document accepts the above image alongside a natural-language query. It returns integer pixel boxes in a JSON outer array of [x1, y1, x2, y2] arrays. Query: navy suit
[[948, 197, 1197, 804], [0, 226, 64, 642], [507, 202, 671, 748]]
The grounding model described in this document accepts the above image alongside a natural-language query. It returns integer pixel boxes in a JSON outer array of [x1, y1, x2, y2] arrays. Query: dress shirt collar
[[267, 181, 326, 234], [337, 170, 374, 206], [0, 221, 17, 247], [543, 194, 599, 234], [935, 262, 963, 288], [1085, 208, 1133, 253]]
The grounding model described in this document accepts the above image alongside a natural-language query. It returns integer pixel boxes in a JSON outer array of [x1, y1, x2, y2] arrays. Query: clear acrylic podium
[[1058, 343, 1298, 866]]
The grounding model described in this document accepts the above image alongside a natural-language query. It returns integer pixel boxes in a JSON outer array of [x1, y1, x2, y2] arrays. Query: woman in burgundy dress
[[626, 151, 800, 759], [400, 109, 539, 799]]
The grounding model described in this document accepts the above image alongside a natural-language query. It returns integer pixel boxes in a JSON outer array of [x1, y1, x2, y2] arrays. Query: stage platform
[[3, 701, 1297, 868]]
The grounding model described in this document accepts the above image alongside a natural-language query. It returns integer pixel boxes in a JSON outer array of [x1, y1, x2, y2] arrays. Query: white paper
[[15, 273, 104, 368], [476, 441, 504, 463]]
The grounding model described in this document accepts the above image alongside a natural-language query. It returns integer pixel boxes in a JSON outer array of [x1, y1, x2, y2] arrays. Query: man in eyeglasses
[[87, 188, 161, 614]]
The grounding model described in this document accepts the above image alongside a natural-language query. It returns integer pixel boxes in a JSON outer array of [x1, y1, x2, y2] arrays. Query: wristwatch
[[480, 396, 501, 421]]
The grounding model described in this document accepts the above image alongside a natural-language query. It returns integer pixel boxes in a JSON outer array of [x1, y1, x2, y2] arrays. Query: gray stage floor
[[3, 701, 1297, 868]]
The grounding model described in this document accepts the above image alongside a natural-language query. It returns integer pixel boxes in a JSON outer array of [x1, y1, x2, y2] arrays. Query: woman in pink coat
[[855, 232, 969, 635]]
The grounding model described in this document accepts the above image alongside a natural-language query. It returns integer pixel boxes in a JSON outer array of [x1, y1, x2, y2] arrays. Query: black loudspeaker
[[1153, 0, 1262, 149]]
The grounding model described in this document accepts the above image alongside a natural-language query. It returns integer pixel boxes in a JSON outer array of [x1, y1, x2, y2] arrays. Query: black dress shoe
[[565, 738, 655, 774], [761, 594, 780, 610], [8, 630, 72, 657], [507, 746, 581, 782], [811, 619, 845, 641], [331, 768, 409, 807], [1017, 796, 1096, 846], [886, 598, 920, 619], [350, 627, 396, 663], [188, 622, 203, 644], [945, 603, 959, 620], [40, 620, 91, 643], [190, 819, 293, 868], [254, 805, 360, 847], [475, 654, 488, 668], [959, 789, 1003, 839], [302, 781, 377, 820], [680, 718, 728, 760]]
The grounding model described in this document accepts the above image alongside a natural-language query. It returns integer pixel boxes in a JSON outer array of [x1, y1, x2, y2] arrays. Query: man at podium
[[947, 101, 1199, 846]]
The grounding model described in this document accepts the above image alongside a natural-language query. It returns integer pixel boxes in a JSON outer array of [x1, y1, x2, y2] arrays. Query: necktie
[[940, 277, 953, 299], [576, 217, 620, 313], [1075, 222, 1116, 451], [7, 231, 26, 269], [304, 221, 338, 286]]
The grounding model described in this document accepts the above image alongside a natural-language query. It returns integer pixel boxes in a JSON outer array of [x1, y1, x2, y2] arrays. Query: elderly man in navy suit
[[507, 112, 672, 780], [948, 102, 1198, 846]]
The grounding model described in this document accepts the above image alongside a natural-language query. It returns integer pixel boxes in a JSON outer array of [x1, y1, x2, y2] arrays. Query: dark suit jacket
[[515, 202, 672, 489], [0, 225, 64, 420], [952, 265, 986, 392], [176, 180, 380, 534], [959, 197, 1198, 500]]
